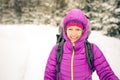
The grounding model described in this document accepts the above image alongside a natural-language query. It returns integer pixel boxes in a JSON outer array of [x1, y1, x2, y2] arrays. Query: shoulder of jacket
[[91, 43, 100, 52], [91, 43, 99, 49], [91, 43, 104, 57]]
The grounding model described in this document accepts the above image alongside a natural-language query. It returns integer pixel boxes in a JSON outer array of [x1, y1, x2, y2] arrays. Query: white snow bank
[[0, 25, 119, 80]]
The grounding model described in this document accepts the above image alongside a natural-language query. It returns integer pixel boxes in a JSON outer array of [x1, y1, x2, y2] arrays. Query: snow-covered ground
[[0, 25, 120, 80]]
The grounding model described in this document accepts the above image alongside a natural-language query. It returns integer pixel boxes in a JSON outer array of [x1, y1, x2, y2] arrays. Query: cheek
[[77, 32, 83, 38], [66, 31, 70, 37], [79, 33, 82, 37], [66, 33, 71, 39]]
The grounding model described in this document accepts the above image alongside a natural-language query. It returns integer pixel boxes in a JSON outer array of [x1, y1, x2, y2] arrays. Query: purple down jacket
[[44, 9, 119, 80]]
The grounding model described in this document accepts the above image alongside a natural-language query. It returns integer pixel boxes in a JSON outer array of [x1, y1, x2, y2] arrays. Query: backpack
[[56, 31, 95, 80]]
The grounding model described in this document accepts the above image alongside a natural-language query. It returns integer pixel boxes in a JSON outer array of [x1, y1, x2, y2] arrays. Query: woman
[[44, 9, 119, 80]]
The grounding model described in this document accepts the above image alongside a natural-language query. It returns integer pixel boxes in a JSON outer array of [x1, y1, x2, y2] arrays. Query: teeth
[[71, 37, 77, 39], [71, 37, 76, 39]]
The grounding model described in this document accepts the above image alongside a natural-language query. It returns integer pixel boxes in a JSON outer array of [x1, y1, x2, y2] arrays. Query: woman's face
[[66, 26, 83, 43]]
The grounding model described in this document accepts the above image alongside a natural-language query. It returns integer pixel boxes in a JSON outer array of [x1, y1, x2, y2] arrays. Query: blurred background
[[0, 0, 120, 38], [0, 0, 120, 80]]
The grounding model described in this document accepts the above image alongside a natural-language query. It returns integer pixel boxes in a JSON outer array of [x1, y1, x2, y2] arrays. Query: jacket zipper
[[71, 44, 75, 80]]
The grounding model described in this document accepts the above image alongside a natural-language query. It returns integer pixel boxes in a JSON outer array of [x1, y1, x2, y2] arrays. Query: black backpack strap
[[85, 40, 95, 73], [56, 31, 63, 43], [56, 38, 65, 80]]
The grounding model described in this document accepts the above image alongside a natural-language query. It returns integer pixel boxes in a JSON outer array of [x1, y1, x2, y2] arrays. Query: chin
[[71, 40, 77, 43]]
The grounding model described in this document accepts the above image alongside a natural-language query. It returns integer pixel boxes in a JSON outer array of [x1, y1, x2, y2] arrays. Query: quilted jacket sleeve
[[92, 43, 119, 80], [44, 45, 57, 80]]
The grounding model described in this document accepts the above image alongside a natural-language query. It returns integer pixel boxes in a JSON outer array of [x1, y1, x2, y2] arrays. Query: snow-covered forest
[[0, 0, 120, 38]]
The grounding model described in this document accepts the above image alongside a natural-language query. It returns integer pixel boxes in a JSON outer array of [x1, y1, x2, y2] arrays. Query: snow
[[0, 24, 120, 80], [89, 31, 120, 80]]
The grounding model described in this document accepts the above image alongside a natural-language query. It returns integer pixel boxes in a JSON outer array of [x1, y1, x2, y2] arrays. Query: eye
[[68, 28, 72, 31], [76, 28, 82, 31]]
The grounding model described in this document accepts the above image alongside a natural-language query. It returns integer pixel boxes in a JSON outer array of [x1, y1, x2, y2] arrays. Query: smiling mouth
[[70, 36, 78, 39]]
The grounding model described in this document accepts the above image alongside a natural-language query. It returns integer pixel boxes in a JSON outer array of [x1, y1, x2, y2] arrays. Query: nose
[[71, 30, 76, 36]]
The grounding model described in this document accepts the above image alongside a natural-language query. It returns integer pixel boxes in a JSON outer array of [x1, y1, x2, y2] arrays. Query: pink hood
[[63, 9, 89, 43]]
